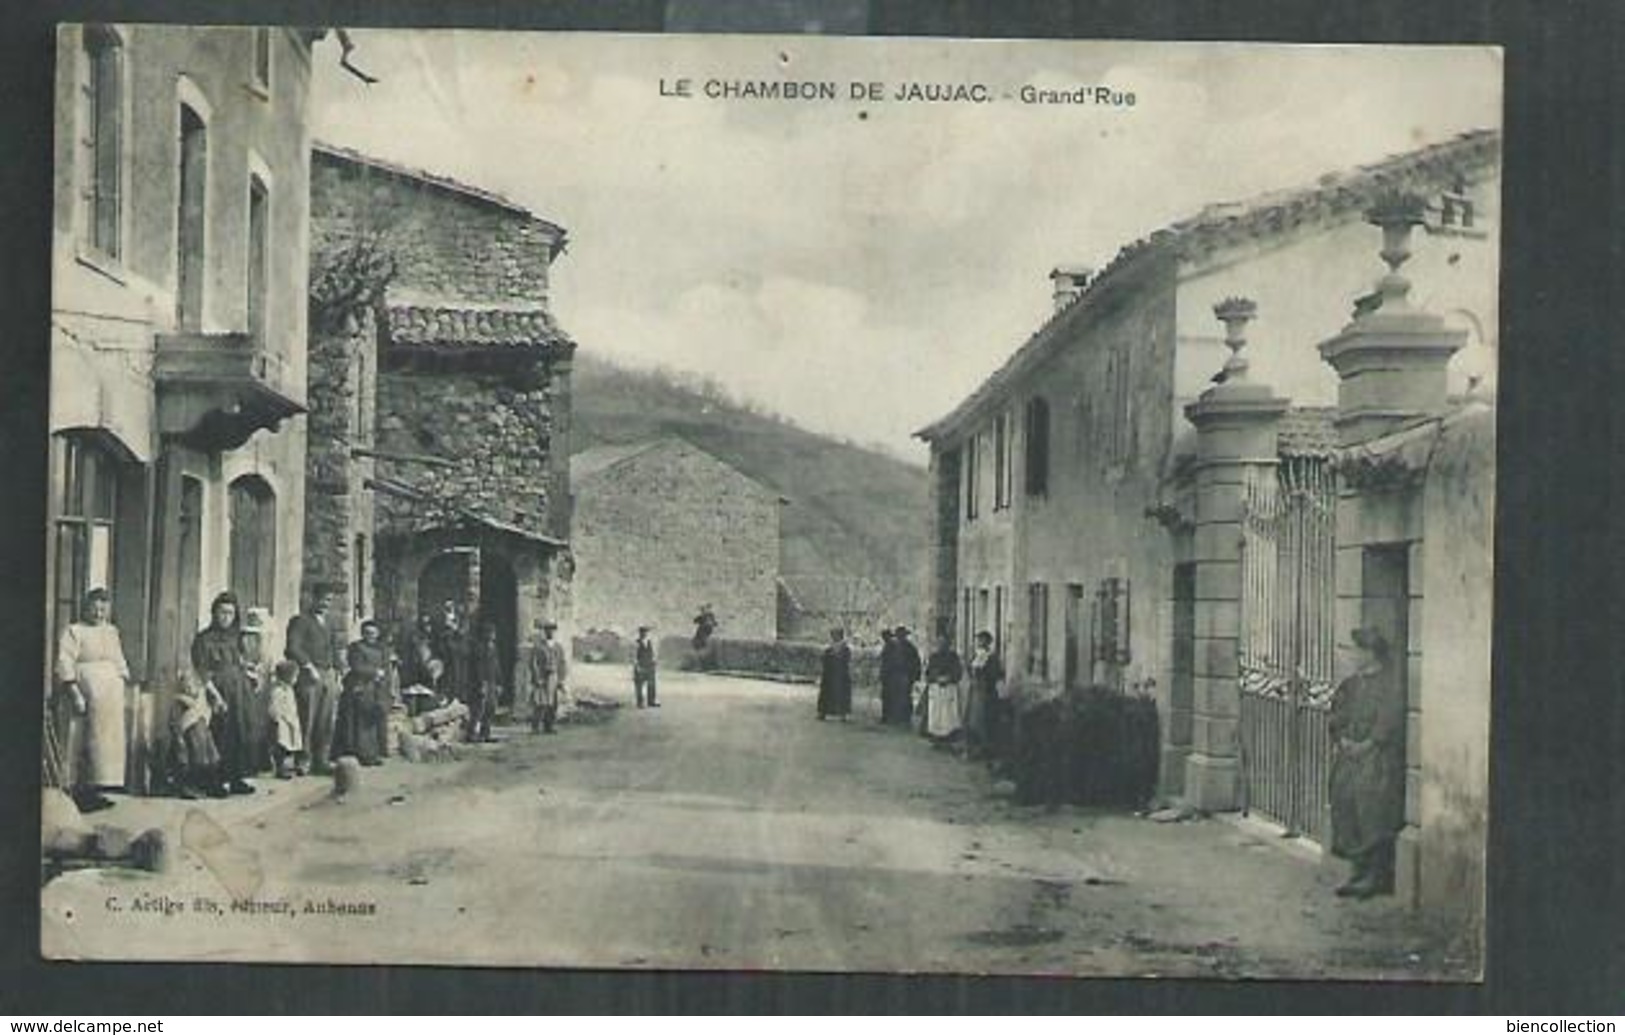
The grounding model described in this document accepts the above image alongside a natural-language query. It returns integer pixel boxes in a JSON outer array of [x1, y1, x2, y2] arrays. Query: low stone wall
[[574, 633, 883, 688]]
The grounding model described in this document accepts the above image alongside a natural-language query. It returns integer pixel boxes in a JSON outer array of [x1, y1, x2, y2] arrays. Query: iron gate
[[1238, 457, 1337, 841]]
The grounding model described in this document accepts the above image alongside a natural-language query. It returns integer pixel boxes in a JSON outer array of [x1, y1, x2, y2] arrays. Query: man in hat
[[632, 625, 659, 709], [881, 625, 923, 727], [527, 620, 567, 734], [1328, 626, 1406, 899], [285, 585, 343, 775]]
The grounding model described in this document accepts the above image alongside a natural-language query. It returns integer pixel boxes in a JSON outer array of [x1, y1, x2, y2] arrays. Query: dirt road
[[41, 666, 1470, 978]]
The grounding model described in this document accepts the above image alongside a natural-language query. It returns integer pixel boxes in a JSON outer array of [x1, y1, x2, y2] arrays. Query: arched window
[[78, 25, 123, 258], [52, 433, 121, 642], [1024, 396, 1051, 497], [228, 475, 277, 611]]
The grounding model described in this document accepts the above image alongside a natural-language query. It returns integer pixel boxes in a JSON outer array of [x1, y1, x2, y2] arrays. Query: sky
[[311, 32, 1501, 461]]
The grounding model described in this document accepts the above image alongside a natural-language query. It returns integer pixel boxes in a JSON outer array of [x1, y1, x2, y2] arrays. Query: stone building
[[570, 438, 782, 642], [776, 574, 891, 644], [917, 131, 1499, 943], [48, 24, 319, 787], [305, 144, 575, 702]]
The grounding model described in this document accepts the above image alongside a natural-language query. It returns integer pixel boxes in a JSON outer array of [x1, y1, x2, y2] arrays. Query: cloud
[[312, 32, 1500, 457]]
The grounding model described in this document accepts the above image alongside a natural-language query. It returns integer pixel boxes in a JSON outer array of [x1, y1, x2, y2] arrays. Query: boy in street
[[633, 625, 659, 708], [528, 620, 566, 734]]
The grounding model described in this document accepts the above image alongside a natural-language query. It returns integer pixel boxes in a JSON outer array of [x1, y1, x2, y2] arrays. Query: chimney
[[1049, 265, 1093, 312], [1317, 192, 1467, 446]]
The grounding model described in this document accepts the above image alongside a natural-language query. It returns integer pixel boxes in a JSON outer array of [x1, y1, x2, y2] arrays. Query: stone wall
[[1416, 409, 1494, 956], [572, 441, 780, 640], [373, 365, 558, 537], [310, 150, 559, 308], [301, 308, 376, 638]]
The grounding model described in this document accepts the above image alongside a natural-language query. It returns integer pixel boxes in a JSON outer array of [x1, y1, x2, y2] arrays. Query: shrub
[[1011, 685, 1161, 809]]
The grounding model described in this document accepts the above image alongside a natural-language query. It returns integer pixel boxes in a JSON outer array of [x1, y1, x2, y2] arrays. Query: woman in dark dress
[[335, 620, 390, 766], [191, 592, 257, 796], [817, 627, 853, 721], [1328, 626, 1406, 899]]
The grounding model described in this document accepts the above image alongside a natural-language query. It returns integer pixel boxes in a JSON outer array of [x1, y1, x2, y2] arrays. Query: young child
[[171, 667, 225, 799], [267, 659, 305, 778]]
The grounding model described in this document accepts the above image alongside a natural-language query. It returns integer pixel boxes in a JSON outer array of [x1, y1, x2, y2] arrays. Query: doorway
[[477, 553, 518, 706]]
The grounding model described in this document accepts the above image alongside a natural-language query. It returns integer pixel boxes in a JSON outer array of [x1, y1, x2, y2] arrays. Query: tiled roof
[[384, 304, 574, 352], [313, 142, 564, 239], [916, 129, 1501, 441]]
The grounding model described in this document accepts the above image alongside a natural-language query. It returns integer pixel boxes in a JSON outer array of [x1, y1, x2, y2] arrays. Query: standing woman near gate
[[1328, 626, 1405, 899]]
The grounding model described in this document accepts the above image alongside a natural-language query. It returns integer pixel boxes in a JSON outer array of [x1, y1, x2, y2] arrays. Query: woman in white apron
[[922, 634, 965, 742], [53, 587, 131, 812]]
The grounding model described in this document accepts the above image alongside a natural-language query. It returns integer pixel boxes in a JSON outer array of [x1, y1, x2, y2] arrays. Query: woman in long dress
[[1328, 626, 1406, 899], [51, 587, 131, 812], [816, 627, 853, 721], [335, 620, 390, 765], [191, 592, 257, 795], [923, 634, 965, 743]]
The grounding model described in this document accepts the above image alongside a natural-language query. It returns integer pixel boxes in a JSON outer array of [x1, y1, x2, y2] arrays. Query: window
[[1024, 397, 1050, 497], [52, 435, 119, 644], [993, 585, 1005, 658], [1027, 582, 1050, 678], [1091, 577, 1132, 676], [228, 475, 276, 611], [353, 533, 367, 620], [963, 433, 980, 522], [252, 28, 272, 91], [1104, 344, 1133, 465], [176, 102, 208, 330], [992, 415, 1007, 510], [78, 26, 122, 259], [961, 587, 973, 658], [247, 174, 269, 346]]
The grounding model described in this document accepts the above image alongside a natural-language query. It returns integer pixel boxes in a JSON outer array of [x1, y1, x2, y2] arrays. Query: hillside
[[569, 354, 930, 628]]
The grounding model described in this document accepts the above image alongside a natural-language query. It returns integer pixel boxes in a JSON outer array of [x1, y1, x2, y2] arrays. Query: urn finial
[[1212, 296, 1257, 383], [1365, 191, 1427, 312]]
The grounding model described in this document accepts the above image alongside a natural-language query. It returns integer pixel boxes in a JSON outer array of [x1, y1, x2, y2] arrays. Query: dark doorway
[[1170, 563, 1197, 752], [477, 553, 518, 706], [1063, 582, 1085, 689], [176, 475, 203, 656], [419, 549, 475, 628], [1361, 544, 1412, 710]]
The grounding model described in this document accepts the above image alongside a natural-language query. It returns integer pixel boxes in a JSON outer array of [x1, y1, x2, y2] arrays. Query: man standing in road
[[633, 625, 659, 709], [285, 585, 343, 775], [528, 620, 567, 734]]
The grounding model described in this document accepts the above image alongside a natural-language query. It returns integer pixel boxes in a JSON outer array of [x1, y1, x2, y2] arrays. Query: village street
[[42, 668, 1462, 979]]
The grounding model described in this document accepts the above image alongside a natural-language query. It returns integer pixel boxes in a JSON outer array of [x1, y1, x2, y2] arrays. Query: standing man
[[896, 626, 923, 726], [633, 625, 659, 709], [434, 599, 471, 707], [285, 585, 343, 775], [528, 620, 567, 734], [877, 628, 899, 724], [817, 627, 853, 722]]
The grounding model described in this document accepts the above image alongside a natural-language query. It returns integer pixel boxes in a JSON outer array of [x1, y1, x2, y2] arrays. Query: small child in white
[[268, 659, 305, 778]]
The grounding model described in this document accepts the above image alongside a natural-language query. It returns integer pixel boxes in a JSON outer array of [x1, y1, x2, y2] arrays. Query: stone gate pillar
[[1182, 298, 1288, 811], [1318, 194, 1466, 909]]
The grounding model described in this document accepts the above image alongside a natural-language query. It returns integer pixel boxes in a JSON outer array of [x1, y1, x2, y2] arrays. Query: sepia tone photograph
[[40, 25, 1500, 980]]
